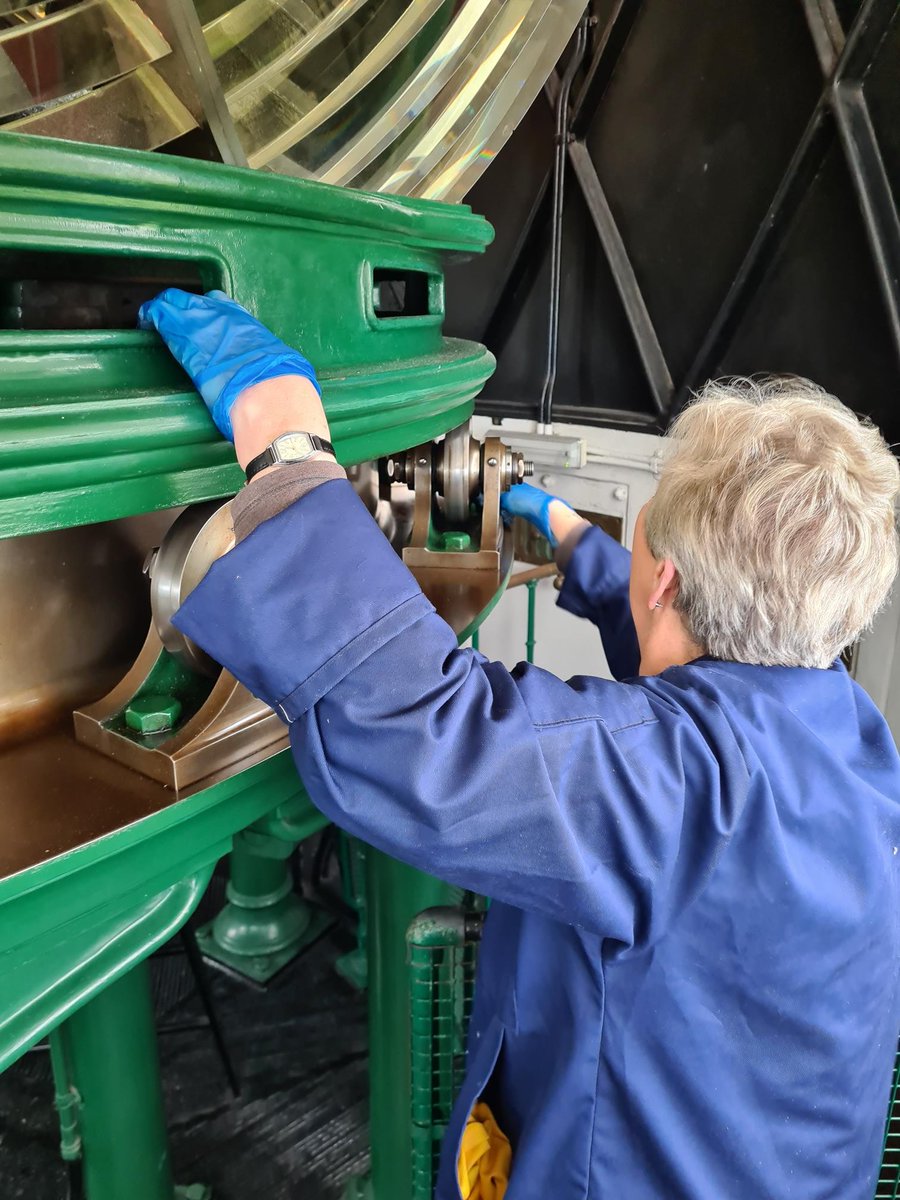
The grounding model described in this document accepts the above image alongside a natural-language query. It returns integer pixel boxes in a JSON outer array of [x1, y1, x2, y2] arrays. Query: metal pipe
[[508, 562, 560, 588], [567, 139, 672, 414], [63, 963, 177, 1200], [538, 14, 590, 431], [526, 578, 538, 664], [49, 1028, 82, 1165], [471, 628, 480, 651]]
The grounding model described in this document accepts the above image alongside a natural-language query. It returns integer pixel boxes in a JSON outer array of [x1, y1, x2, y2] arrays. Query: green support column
[[196, 797, 329, 984], [346, 849, 459, 1200], [335, 835, 369, 992], [526, 578, 538, 664], [62, 962, 208, 1200]]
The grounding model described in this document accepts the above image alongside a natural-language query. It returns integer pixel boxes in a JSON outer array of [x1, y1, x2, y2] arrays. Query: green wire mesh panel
[[877, 1038, 900, 1199], [407, 902, 485, 1200]]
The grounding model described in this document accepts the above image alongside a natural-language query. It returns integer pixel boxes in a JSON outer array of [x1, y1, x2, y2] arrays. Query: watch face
[[274, 432, 313, 461]]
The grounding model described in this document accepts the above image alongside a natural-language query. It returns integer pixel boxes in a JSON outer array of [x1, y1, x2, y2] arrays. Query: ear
[[648, 558, 678, 610]]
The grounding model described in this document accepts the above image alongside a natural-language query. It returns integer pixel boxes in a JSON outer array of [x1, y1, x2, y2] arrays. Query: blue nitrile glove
[[137, 288, 321, 440], [499, 482, 574, 548]]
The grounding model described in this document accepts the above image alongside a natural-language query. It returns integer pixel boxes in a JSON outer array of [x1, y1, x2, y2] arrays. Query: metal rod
[[828, 0, 900, 369], [568, 139, 673, 414], [181, 927, 241, 1098], [508, 562, 560, 588], [471, 627, 480, 651], [831, 82, 900, 370], [49, 1028, 82, 1165], [799, 0, 846, 77], [165, 0, 248, 168], [526, 579, 538, 664], [539, 14, 590, 429], [833, 0, 895, 83]]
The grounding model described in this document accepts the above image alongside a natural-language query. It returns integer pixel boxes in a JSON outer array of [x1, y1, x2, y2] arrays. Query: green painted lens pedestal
[[59, 963, 210, 1200], [196, 798, 329, 985]]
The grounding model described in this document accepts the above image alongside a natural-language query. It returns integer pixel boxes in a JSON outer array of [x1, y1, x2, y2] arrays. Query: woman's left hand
[[138, 288, 321, 441]]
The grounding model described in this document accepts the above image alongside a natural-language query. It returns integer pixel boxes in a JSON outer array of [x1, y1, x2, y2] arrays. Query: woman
[[143, 289, 900, 1200]]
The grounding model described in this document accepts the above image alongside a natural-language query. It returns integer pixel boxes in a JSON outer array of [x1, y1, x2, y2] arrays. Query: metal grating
[[878, 1038, 900, 1199], [407, 904, 483, 1200]]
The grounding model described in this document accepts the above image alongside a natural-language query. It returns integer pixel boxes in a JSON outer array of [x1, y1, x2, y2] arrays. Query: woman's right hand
[[499, 482, 582, 548]]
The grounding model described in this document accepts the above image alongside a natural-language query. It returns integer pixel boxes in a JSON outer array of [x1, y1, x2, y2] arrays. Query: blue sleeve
[[174, 481, 744, 944], [556, 525, 641, 680]]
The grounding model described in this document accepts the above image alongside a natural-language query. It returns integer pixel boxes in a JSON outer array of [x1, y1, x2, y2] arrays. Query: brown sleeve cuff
[[554, 519, 592, 571], [231, 459, 348, 542]]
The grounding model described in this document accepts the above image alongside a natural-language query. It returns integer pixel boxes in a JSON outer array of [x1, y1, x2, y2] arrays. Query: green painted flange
[[196, 904, 332, 986]]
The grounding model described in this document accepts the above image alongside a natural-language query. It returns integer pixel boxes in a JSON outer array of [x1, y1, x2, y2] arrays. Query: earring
[[654, 602, 663, 609]]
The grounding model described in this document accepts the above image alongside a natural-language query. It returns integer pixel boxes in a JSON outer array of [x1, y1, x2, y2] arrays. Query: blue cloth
[[556, 523, 641, 680], [137, 289, 321, 440], [175, 480, 900, 1200]]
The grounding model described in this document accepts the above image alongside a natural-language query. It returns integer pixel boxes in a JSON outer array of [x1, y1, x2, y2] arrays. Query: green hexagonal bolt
[[124, 694, 182, 736], [441, 531, 471, 551]]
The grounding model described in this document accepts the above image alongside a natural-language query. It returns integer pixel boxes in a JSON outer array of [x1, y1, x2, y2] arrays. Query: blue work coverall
[[176, 479, 900, 1200]]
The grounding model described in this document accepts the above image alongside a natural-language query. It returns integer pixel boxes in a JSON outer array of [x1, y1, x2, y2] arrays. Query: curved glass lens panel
[[0, 0, 170, 120], [414, 0, 588, 201], [201, 0, 585, 199], [5, 63, 196, 148], [0, 0, 585, 204]]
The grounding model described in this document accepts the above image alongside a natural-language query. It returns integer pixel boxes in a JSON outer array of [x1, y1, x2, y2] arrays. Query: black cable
[[538, 13, 591, 428]]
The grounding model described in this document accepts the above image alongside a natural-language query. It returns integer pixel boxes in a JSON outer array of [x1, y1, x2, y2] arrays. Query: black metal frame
[[481, 0, 900, 431]]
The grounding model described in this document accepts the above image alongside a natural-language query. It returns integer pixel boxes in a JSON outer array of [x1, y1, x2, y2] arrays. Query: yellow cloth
[[456, 1101, 511, 1200]]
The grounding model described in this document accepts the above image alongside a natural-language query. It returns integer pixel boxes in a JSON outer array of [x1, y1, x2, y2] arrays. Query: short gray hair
[[644, 377, 900, 668]]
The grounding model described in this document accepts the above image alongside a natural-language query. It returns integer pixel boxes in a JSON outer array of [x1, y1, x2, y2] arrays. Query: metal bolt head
[[417, 457, 428, 467], [541, 474, 555, 488], [441, 531, 472, 552], [124, 693, 182, 736], [487, 456, 498, 468], [613, 486, 627, 502]]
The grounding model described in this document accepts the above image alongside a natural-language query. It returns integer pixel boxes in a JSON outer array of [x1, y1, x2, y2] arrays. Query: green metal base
[[334, 946, 368, 991], [196, 904, 331, 985]]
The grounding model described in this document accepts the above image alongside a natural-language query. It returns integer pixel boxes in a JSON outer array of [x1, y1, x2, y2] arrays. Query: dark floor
[[0, 869, 370, 1200]]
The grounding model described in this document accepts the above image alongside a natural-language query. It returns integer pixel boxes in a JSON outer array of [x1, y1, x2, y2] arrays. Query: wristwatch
[[244, 431, 336, 482]]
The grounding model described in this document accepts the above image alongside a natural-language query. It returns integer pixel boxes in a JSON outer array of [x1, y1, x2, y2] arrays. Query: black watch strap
[[245, 434, 336, 483]]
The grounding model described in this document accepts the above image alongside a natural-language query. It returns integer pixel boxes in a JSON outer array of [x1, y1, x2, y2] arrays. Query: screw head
[[487, 456, 498, 468], [541, 474, 555, 488], [124, 694, 182, 736], [613, 486, 627, 502]]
